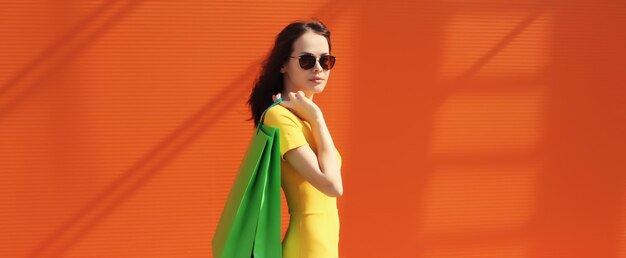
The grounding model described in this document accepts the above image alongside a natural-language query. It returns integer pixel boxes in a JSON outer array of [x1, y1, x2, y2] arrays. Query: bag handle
[[256, 97, 283, 134]]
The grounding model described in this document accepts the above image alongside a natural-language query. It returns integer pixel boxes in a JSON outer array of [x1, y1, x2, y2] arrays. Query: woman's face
[[281, 31, 331, 98]]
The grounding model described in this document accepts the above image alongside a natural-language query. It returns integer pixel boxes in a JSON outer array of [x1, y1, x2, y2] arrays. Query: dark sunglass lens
[[320, 56, 336, 70], [299, 55, 316, 69]]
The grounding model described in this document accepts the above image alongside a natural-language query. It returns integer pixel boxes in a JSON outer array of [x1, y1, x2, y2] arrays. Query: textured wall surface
[[1, 0, 624, 257]]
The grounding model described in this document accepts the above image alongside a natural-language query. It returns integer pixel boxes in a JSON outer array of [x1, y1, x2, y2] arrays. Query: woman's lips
[[310, 77, 324, 83]]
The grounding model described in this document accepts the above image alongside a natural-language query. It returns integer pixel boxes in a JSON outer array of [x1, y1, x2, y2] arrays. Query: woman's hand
[[272, 91, 322, 122]]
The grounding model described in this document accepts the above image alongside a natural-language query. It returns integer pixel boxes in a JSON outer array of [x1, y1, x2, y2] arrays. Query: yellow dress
[[263, 104, 341, 258]]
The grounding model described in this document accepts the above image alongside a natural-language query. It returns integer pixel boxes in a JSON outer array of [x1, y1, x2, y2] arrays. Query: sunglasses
[[289, 53, 336, 70]]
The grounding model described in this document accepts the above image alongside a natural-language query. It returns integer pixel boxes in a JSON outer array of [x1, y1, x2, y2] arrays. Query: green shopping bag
[[212, 98, 283, 258]]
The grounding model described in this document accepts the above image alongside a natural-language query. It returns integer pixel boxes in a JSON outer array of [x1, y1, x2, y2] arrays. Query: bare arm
[[273, 91, 343, 197], [283, 114, 343, 197]]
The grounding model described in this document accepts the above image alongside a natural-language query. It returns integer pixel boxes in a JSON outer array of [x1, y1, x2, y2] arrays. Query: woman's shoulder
[[266, 104, 295, 118], [264, 104, 303, 125], [266, 103, 288, 114]]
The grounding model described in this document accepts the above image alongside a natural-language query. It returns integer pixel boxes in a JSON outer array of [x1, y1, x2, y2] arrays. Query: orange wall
[[1, 0, 624, 257]]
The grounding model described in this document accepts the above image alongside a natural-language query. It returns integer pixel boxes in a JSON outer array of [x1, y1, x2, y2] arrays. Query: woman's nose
[[312, 60, 324, 73]]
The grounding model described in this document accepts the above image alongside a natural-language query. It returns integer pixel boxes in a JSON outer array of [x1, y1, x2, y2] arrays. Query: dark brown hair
[[247, 20, 331, 127]]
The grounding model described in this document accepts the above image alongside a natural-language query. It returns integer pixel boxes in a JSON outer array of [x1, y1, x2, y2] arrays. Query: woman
[[247, 20, 343, 258]]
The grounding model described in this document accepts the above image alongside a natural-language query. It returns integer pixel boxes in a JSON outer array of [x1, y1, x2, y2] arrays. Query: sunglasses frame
[[289, 53, 336, 70]]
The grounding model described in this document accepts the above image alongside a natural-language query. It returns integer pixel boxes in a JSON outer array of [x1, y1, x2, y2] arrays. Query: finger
[[288, 92, 297, 101], [273, 92, 282, 101], [296, 91, 306, 99]]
